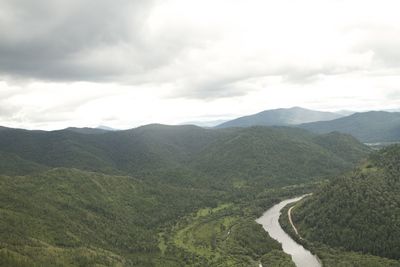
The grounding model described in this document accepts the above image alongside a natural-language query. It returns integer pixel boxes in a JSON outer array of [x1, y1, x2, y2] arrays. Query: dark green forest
[[0, 124, 375, 266], [292, 145, 400, 261]]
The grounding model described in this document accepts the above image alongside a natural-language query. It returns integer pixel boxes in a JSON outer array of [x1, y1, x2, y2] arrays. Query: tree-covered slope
[[216, 107, 342, 128], [0, 125, 218, 176], [0, 151, 47, 176], [192, 127, 370, 186], [311, 132, 370, 165], [0, 168, 314, 266], [0, 124, 371, 266], [292, 145, 400, 260], [0, 168, 221, 266], [0, 125, 370, 187], [0, 128, 118, 174], [299, 111, 400, 143]]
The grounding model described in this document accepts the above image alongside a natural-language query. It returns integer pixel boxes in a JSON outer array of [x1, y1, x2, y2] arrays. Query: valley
[[0, 119, 399, 266], [2, 0, 400, 265], [0, 123, 371, 266]]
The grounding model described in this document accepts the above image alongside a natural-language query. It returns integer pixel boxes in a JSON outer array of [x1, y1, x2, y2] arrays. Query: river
[[256, 196, 321, 267]]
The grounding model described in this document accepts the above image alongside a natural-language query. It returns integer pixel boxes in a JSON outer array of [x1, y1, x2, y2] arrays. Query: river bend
[[256, 196, 321, 267]]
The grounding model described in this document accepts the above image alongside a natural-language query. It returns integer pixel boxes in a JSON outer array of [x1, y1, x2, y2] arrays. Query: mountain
[[385, 108, 400, 112], [335, 110, 356, 116], [299, 111, 400, 143], [216, 107, 342, 128], [64, 127, 111, 134], [0, 124, 369, 187], [292, 145, 400, 260], [181, 119, 228, 127], [192, 127, 369, 186], [97, 125, 118, 131], [0, 126, 14, 131], [0, 124, 371, 266]]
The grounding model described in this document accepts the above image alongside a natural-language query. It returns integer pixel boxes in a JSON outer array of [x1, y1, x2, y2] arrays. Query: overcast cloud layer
[[1, 0, 400, 129]]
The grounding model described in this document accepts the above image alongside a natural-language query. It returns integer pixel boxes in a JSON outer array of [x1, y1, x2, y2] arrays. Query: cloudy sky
[[1, 0, 400, 130]]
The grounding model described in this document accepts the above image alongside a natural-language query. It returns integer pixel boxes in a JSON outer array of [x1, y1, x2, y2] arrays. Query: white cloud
[[1, 0, 400, 129]]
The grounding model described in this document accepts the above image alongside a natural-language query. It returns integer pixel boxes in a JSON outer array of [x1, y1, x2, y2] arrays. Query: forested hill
[[292, 145, 400, 260], [299, 111, 400, 143], [0, 124, 371, 266], [0, 125, 369, 187]]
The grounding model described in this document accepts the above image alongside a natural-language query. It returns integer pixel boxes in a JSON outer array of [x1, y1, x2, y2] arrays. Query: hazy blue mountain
[[335, 110, 356, 116], [385, 108, 400, 112], [64, 127, 111, 134], [181, 119, 228, 127], [299, 111, 400, 143], [0, 126, 15, 131], [216, 107, 342, 128], [97, 125, 118, 131]]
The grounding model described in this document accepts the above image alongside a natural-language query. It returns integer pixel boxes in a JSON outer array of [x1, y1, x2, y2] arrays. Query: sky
[[1, 0, 400, 130]]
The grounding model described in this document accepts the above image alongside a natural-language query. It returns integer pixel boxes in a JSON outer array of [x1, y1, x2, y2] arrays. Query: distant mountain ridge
[[216, 107, 342, 128], [64, 127, 110, 134], [299, 111, 400, 142], [215, 107, 400, 143]]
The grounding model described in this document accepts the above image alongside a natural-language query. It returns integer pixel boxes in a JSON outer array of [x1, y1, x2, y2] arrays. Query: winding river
[[256, 196, 321, 267]]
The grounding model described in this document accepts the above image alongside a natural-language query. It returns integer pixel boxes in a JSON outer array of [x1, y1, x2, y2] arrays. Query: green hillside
[[0, 168, 312, 266], [0, 168, 223, 266], [0, 125, 371, 266], [0, 125, 220, 176], [0, 125, 370, 187], [292, 145, 400, 260], [0, 151, 47, 176], [192, 127, 370, 186]]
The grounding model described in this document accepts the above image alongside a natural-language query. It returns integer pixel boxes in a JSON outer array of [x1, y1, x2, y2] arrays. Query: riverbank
[[280, 197, 400, 267], [256, 196, 321, 267]]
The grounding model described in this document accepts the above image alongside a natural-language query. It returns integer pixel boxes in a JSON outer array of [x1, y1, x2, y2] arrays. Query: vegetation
[[0, 168, 316, 266], [260, 250, 295, 267], [0, 124, 371, 265], [280, 201, 400, 267], [0, 125, 369, 186], [292, 145, 400, 262], [0, 168, 222, 266], [192, 127, 369, 187]]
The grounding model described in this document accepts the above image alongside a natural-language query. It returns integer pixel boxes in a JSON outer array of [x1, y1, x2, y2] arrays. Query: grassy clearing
[[169, 200, 294, 266]]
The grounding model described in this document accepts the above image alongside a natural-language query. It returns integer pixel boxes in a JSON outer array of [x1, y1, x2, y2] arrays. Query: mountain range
[[0, 124, 369, 185], [0, 124, 370, 266], [5, 107, 400, 144], [2, 106, 400, 266], [299, 111, 400, 143], [215, 107, 400, 143]]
